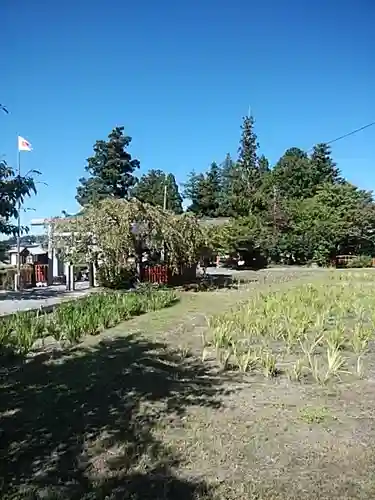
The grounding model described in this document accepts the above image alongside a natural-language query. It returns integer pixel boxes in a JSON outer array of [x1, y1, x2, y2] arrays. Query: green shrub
[[0, 268, 16, 290], [96, 263, 136, 289], [0, 317, 15, 351], [348, 255, 373, 268], [12, 311, 46, 354]]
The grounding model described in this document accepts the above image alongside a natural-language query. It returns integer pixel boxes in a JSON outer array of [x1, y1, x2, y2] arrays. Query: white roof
[[8, 245, 46, 255]]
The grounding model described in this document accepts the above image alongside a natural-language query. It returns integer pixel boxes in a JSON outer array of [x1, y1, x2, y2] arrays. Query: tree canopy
[[0, 159, 38, 236], [76, 127, 140, 207], [182, 114, 374, 266], [132, 169, 183, 214], [51, 198, 204, 272], [184, 162, 222, 217]]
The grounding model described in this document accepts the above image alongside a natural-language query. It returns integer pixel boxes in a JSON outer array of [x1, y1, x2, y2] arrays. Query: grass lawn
[[1, 269, 375, 499]]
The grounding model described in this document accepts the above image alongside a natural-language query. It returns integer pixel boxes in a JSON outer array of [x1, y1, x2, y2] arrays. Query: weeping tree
[[51, 198, 205, 286]]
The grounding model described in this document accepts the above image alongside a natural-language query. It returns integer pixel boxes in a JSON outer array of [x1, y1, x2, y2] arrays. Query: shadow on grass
[[0, 334, 225, 499], [181, 273, 259, 292]]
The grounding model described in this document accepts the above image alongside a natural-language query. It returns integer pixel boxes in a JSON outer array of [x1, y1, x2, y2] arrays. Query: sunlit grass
[[204, 271, 375, 383]]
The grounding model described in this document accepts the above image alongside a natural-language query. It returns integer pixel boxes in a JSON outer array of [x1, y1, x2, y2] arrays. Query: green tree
[[76, 126, 140, 207], [274, 182, 375, 265], [132, 169, 183, 214], [201, 162, 221, 217], [184, 171, 206, 215], [234, 115, 260, 214], [184, 163, 223, 217], [0, 160, 37, 236], [258, 154, 270, 174], [227, 115, 268, 216], [52, 198, 204, 274], [310, 143, 341, 185], [207, 215, 269, 268], [219, 153, 236, 216], [238, 115, 259, 173], [271, 147, 315, 199]]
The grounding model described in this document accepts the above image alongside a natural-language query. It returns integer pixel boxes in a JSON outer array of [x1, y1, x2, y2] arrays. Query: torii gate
[[30, 217, 96, 290]]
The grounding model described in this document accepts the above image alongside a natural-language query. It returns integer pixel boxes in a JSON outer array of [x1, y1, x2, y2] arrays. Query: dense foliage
[[0, 159, 38, 236], [52, 198, 204, 274], [184, 115, 375, 266], [132, 169, 183, 214], [76, 126, 140, 207]]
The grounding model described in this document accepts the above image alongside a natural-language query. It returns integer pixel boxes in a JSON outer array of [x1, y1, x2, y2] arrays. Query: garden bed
[[0, 287, 178, 356], [204, 271, 375, 382]]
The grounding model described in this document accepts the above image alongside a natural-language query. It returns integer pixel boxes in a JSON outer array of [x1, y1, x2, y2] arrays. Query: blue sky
[[1, 0, 374, 231]]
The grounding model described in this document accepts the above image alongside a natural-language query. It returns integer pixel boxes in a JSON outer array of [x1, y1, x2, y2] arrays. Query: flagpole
[[16, 146, 21, 291]]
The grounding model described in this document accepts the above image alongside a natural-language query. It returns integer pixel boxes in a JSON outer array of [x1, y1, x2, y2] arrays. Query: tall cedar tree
[[184, 163, 222, 217], [310, 143, 341, 185], [258, 154, 270, 174], [219, 153, 236, 216], [184, 171, 206, 215], [231, 115, 262, 215], [201, 162, 222, 217], [76, 127, 140, 207], [132, 169, 183, 214], [238, 115, 259, 173]]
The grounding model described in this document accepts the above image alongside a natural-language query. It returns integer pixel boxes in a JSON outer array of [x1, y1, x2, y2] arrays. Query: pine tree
[[165, 173, 183, 214], [184, 163, 224, 217], [258, 154, 270, 174], [76, 126, 140, 207], [230, 114, 263, 215], [132, 169, 183, 214], [271, 147, 315, 199], [310, 143, 341, 185], [202, 162, 221, 217], [184, 171, 206, 215], [237, 115, 259, 174]]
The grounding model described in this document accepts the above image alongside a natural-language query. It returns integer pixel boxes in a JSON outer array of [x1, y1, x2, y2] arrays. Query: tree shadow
[[181, 273, 259, 292], [0, 333, 225, 499], [0, 282, 90, 303]]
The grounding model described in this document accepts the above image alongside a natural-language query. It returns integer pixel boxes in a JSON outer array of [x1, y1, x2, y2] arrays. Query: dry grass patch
[[205, 271, 375, 384]]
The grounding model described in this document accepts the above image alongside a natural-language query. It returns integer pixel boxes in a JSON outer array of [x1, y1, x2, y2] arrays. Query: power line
[[307, 120, 375, 152]]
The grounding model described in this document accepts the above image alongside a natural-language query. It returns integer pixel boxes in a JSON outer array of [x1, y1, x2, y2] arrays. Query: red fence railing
[[141, 264, 197, 285], [35, 264, 48, 283], [142, 265, 169, 284]]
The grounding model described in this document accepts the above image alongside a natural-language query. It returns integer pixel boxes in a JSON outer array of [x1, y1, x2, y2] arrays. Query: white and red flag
[[18, 136, 32, 151]]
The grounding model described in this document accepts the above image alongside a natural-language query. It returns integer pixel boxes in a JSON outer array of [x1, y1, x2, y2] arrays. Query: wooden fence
[[141, 264, 197, 286], [0, 264, 48, 290], [334, 255, 375, 268]]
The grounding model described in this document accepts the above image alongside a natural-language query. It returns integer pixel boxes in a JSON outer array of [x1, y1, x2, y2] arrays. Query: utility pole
[[16, 150, 21, 291], [272, 185, 278, 235], [163, 179, 168, 211], [162, 176, 168, 263], [15, 135, 34, 290]]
